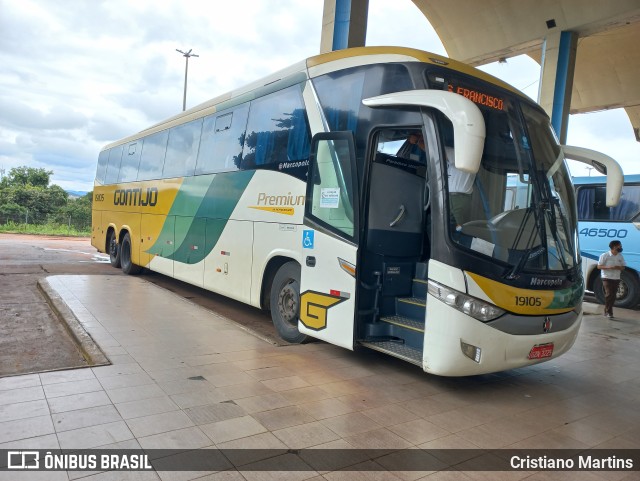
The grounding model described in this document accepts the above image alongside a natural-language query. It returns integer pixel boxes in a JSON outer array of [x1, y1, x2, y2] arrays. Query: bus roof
[[572, 174, 640, 185], [102, 46, 528, 151], [306, 46, 521, 95]]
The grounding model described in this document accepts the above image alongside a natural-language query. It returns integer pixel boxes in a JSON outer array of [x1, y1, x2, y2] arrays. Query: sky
[[1, 0, 638, 192]]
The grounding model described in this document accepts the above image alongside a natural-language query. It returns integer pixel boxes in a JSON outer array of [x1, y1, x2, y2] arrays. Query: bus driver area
[[2, 272, 638, 477]]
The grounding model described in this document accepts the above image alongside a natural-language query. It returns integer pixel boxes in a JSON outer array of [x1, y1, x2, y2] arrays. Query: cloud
[[88, 115, 141, 143], [567, 109, 640, 176], [0, 98, 87, 131], [0, 0, 328, 190], [0, 0, 637, 193]]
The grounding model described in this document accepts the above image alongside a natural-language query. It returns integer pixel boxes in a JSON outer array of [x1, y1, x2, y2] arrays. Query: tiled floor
[[0, 275, 639, 480]]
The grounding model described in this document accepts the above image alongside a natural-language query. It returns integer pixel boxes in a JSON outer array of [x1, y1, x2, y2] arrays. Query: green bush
[[0, 221, 90, 237], [0, 166, 92, 237]]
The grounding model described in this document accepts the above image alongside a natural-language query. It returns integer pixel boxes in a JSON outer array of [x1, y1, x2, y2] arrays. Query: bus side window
[[195, 104, 248, 175], [240, 84, 310, 180], [137, 130, 169, 181], [163, 118, 203, 179], [593, 187, 609, 219], [308, 135, 356, 238], [118, 141, 142, 183], [96, 150, 109, 183], [104, 145, 123, 185], [616, 185, 640, 221]]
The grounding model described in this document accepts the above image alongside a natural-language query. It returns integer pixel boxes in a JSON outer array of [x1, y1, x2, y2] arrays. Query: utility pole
[[176, 48, 199, 111]]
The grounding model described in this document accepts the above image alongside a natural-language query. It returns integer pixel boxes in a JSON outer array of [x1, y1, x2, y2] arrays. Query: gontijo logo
[[113, 187, 158, 207], [299, 291, 346, 331]]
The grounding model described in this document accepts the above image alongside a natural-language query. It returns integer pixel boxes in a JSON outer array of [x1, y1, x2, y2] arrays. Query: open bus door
[[298, 132, 359, 349]]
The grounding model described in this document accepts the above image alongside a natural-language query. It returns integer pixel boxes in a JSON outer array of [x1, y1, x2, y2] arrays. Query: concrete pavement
[[0, 274, 639, 480]]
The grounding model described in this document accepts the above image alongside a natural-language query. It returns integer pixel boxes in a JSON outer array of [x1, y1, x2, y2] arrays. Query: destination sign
[[448, 84, 504, 111]]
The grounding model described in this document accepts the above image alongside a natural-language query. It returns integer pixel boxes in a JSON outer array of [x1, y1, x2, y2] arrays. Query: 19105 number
[[515, 296, 541, 307]]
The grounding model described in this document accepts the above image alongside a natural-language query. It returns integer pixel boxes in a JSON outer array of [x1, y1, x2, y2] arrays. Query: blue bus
[[574, 175, 640, 308]]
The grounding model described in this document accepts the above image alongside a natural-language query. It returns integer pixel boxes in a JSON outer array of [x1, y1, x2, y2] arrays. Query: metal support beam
[[320, 0, 369, 53], [538, 30, 578, 144]]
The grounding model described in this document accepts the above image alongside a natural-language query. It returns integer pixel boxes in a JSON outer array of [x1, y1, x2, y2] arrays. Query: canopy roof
[[412, 0, 640, 140]]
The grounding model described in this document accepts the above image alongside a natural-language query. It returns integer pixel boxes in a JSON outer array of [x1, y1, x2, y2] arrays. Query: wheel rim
[[616, 280, 628, 300], [278, 280, 299, 327]]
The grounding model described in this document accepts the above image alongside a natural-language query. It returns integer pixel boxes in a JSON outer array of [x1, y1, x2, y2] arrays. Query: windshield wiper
[[506, 245, 545, 280], [505, 203, 547, 279], [543, 199, 571, 271]]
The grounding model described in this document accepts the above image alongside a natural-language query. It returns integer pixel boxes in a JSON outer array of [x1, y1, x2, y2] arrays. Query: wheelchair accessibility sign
[[303, 230, 314, 249]]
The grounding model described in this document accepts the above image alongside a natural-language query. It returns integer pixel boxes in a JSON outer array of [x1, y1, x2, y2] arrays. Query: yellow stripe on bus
[[466, 272, 575, 315]]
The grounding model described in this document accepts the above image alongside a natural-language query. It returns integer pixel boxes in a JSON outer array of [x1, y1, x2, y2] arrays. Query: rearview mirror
[[562, 145, 624, 206], [363, 90, 486, 174]]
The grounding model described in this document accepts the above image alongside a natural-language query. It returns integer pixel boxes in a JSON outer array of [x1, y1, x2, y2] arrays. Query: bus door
[[299, 132, 359, 349], [357, 129, 428, 362]]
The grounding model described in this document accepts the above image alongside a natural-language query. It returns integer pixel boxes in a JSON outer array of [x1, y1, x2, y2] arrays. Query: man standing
[[597, 240, 626, 318]]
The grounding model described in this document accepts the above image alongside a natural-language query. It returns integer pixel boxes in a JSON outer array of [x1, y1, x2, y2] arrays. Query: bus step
[[412, 278, 428, 298], [359, 341, 422, 367], [380, 315, 424, 333], [396, 297, 426, 318]]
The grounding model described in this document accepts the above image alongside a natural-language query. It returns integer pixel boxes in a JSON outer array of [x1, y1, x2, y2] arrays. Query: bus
[[92, 46, 623, 376], [574, 175, 640, 308]]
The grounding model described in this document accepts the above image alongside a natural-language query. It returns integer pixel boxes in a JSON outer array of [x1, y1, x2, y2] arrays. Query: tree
[[0, 166, 52, 188], [0, 165, 67, 223], [0, 202, 27, 222], [55, 192, 92, 229]]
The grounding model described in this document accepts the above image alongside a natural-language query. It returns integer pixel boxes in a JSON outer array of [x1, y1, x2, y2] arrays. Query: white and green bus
[[92, 46, 623, 376]]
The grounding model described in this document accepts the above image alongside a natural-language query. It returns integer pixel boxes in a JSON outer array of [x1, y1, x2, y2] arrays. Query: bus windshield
[[447, 94, 578, 274]]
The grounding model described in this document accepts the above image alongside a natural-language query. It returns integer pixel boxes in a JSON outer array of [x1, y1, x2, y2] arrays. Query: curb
[[37, 277, 111, 367]]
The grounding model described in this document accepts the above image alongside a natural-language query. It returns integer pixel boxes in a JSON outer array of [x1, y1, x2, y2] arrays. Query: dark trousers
[[602, 279, 620, 316]]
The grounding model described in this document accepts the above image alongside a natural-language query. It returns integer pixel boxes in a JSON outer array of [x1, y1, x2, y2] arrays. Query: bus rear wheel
[[593, 271, 640, 309], [120, 232, 142, 275], [107, 230, 121, 268], [270, 262, 307, 344]]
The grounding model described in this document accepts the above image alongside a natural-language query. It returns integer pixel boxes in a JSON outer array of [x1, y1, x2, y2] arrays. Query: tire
[[269, 262, 307, 343], [107, 230, 121, 268], [593, 271, 640, 309], [120, 232, 142, 275], [592, 276, 605, 305]]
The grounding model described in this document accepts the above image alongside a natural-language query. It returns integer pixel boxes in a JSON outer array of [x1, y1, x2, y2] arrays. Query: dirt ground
[[0, 233, 278, 377], [0, 234, 117, 376]]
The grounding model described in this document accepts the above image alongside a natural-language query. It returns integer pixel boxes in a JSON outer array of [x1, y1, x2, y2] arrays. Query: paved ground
[[0, 234, 279, 377], [0, 273, 639, 480]]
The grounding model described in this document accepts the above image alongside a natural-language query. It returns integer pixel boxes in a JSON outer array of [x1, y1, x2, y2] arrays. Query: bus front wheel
[[270, 262, 307, 344], [107, 230, 121, 268], [120, 232, 142, 275], [593, 270, 640, 309]]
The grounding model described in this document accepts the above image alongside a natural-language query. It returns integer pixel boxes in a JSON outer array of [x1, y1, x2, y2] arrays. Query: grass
[[0, 221, 90, 237]]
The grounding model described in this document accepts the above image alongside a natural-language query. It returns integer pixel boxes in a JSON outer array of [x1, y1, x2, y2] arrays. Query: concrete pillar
[[320, 0, 369, 53], [538, 30, 578, 144], [625, 106, 640, 142]]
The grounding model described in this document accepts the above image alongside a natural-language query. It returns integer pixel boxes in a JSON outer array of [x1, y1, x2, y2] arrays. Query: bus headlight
[[427, 280, 504, 322]]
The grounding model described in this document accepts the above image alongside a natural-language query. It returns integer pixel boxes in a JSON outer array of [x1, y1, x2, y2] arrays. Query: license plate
[[528, 343, 554, 360]]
